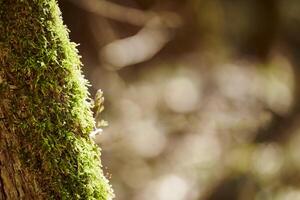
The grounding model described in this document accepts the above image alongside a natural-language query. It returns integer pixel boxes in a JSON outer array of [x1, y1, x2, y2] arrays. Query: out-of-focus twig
[[88, 17, 119, 45], [68, 0, 154, 26], [68, 0, 182, 69], [68, 0, 181, 28], [100, 17, 173, 69]]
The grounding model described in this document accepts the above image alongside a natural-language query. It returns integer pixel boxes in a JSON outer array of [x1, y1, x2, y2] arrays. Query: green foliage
[[0, 0, 113, 199]]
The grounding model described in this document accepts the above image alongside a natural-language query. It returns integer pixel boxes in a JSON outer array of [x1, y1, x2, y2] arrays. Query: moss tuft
[[0, 0, 113, 199]]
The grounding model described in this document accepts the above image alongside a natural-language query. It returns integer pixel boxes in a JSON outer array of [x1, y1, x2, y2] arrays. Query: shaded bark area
[[0, 125, 43, 199], [0, 77, 44, 199]]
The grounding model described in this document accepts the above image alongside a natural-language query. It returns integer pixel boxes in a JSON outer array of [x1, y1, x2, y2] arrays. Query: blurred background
[[59, 0, 300, 199]]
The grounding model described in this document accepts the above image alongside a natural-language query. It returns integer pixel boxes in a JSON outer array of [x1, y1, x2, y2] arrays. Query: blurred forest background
[[59, 0, 300, 199]]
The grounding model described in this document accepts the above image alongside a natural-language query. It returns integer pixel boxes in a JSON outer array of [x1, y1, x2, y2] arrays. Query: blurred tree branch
[[100, 17, 174, 69], [67, 0, 180, 28], [67, 0, 182, 69]]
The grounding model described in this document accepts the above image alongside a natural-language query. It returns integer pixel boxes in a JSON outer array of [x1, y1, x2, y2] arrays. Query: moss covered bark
[[0, 0, 113, 199]]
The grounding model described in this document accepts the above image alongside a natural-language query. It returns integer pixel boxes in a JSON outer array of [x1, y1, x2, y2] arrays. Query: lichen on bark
[[0, 0, 113, 199]]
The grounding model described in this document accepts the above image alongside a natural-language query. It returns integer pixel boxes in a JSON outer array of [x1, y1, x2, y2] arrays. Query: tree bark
[[0, 0, 113, 199]]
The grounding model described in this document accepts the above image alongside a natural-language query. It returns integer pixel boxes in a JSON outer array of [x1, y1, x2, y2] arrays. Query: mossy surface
[[0, 0, 113, 199]]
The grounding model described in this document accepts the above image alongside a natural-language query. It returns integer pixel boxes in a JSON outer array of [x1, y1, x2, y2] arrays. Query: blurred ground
[[59, 0, 300, 199]]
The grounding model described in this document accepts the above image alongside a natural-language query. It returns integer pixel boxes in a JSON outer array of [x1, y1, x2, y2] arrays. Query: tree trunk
[[0, 0, 113, 199]]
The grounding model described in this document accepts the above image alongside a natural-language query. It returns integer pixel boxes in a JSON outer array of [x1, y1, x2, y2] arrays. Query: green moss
[[0, 0, 113, 199]]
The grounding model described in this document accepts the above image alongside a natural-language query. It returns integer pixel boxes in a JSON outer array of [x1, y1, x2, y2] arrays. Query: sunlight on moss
[[0, 0, 113, 199]]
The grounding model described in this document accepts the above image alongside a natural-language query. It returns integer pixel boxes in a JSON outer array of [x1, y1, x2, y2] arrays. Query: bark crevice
[[0, 165, 8, 200]]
